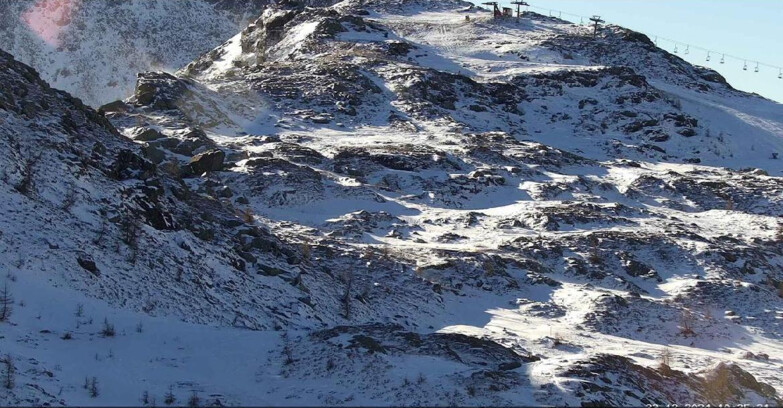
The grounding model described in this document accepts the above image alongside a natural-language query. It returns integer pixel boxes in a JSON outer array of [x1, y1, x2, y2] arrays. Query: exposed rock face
[[76, 255, 99, 276], [133, 72, 191, 111], [556, 355, 781, 406], [1, 0, 783, 406], [185, 149, 226, 176]]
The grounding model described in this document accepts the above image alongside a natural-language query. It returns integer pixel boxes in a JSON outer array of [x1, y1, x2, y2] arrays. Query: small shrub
[[187, 391, 200, 407], [282, 343, 294, 365], [14, 156, 37, 196], [88, 377, 99, 398], [164, 387, 176, 405], [238, 208, 254, 224], [341, 270, 353, 319], [100, 318, 115, 337], [61, 332, 73, 340], [120, 214, 141, 263], [0, 282, 13, 322], [61, 184, 77, 212], [679, 309, 695, 336], [2, 354, 14, 389], [658, 347, 673, 374], [587, 236, 601, 264]]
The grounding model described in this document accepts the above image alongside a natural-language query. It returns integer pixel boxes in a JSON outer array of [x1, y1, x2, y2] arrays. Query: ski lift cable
[[645, 34, 780, 70], [518, 3, 783, 72]]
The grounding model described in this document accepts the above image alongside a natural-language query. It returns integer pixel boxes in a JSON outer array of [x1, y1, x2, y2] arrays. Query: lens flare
[[20, 0, 82, 47]]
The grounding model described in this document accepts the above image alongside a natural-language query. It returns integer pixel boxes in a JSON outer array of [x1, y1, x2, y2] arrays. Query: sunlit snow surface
[[1, 1, 783, 406]]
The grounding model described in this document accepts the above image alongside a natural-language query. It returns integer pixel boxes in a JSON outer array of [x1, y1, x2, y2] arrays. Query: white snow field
[[1, 0, 782, 406]]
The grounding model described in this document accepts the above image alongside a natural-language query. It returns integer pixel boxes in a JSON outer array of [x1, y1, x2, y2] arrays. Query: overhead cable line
[[512, 3, 783, 78]]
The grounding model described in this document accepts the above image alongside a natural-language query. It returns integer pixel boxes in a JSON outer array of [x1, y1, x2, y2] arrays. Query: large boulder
[[184, 149, 225, 176]]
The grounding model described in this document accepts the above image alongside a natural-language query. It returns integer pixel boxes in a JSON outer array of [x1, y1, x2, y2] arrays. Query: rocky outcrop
[[184, 149, 226, 176]]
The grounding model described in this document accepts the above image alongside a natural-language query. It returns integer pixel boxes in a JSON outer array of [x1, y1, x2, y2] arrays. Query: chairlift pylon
[[482, 2, 502, 18], [588, 15, 604, 38], [510, 1, 529, 22]]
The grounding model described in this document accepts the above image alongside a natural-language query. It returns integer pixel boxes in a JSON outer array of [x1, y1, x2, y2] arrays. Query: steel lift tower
[[589, 15, 604, 38], [510, 1, 528, 22], [482, 2, 502, 18]]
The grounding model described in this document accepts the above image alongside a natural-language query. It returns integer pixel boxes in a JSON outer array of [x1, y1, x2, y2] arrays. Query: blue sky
[[471, 0, 783, 103]]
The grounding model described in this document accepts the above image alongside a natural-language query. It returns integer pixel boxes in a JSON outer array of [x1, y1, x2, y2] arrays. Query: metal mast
[[589, 15, 604, 37], [482, 2, 501, 18], [510, 1, 529, 22]]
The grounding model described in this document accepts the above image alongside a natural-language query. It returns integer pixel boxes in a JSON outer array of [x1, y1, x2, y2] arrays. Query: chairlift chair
[[706, 52, 711, 62], [743, 60, 748, 71], [754, 62, 759, 73], [720, 54, 725, 64]]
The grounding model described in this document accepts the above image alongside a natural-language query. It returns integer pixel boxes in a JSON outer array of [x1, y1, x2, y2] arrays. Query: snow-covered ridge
[[1, 0, 783, 406]]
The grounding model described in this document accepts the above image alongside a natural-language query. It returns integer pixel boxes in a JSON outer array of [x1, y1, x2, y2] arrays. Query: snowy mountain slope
[[0, 0, 273, 108], [0, 46, 456, 339], [145, 3, 782, 174], [0, 44, 548, 406], [1, 0, 783, 406], [0, 49, 307, 330]]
